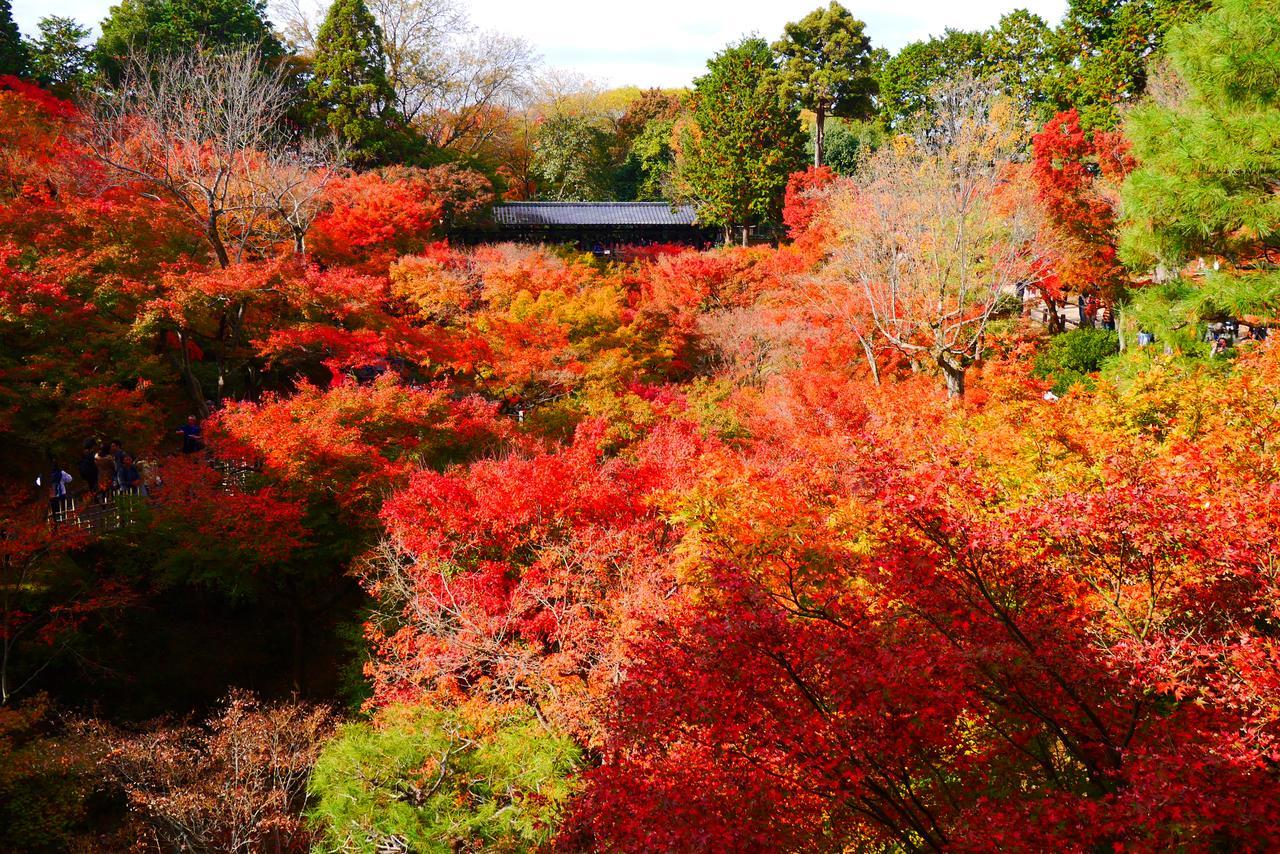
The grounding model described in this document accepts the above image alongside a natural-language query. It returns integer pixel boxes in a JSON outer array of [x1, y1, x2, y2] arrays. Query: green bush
[[991, 292, 1024, 318], [1033, 328, 1120, 394], [308, 703, 581, 853]]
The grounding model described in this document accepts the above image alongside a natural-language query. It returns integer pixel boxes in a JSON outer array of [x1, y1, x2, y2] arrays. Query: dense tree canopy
[[532, 113, 614, 200], [876, 29, 987, 130], [1031, 108, 1134, 320], [676, 37, 805, 241], [1052, 0, 1211, 128], [95, 0, 283, 79], [983, 9, 1057, 119], [3, 1, 1280, 848], [773, 2, 876, 167]]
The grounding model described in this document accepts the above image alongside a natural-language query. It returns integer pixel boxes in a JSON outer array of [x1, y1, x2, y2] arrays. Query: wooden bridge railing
[[47, 458, 262, 534]]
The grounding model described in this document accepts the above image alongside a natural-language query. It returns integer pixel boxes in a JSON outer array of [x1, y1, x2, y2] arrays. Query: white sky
[[14, 0, 1069, 88]]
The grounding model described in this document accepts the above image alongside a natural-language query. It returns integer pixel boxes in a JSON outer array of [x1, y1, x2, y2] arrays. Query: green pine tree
[[308, 704, 581, 851], [1120, 0, 1280, 272], [1119, 0, 1280, 340], [677, 37, 806, 243], [0, 0, 29, 77], [308, 0, 400, 166]]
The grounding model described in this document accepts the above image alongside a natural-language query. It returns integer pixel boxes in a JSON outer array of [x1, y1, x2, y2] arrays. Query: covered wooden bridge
[[453, 202, 716, 254]]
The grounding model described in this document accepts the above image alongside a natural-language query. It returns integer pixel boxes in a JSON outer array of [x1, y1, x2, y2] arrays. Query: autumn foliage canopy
[[2, 20, 1279, 847]]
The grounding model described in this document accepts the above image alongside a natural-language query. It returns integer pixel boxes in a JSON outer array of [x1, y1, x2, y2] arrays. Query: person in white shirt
[[37, 464, 74, 520]]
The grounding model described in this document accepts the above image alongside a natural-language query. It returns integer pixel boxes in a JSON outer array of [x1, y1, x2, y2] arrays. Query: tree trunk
[[206, 210, 230, 269], [814, 105, 826, 168], [1043, 294, 1064, 334], [176, 331, 211, 417], [289, 593, 306, 695], [858, 334, 880, 386], [937, 351, 965, 399]]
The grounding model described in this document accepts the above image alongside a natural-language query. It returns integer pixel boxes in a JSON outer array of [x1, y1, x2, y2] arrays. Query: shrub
[[0, 694, 110, 851], [1033, 327, 1120, 393], [101, 692, 334, 853], [308, 703, 581, 852]]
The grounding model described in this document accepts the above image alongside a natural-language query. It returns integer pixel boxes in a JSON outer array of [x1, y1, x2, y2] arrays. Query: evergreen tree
[[1119, 0, 1280, 287], [26, 16, 93, 93], [531, 113, 613, 200], [677, 37, 806, 243], [773, 2, 876, 167], [876, 29, 988, 131], [308, 0, 401, 166], [308, 705, 581, 851], [95, 0, 283, 80], [1051, 0, 1211, 129], [0, 0, 29, 77]]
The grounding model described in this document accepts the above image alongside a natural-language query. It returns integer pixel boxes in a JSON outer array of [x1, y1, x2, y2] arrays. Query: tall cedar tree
[[1119, 0, 1280, 289], [678, 37, 805, 243], [0, 0, 28, 76], [308, 0, 399, 166], [95, 0, 283, 80], [773, 2, 876, 168]]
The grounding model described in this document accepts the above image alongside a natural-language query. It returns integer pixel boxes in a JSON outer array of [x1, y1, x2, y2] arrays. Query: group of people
[[37, 416, 204, 521], [78, 438, 148, 500], [1207, 319, 1266, 356], [1076, 294, 1117, 331]]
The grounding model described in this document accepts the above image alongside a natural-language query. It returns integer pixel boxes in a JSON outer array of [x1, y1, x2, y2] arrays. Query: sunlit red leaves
[[782, 165, 836, 242], [146, 456, 308, 568], [379, 163, 495, 230], [212, 374, 508, 516], [365, 418, 711, 738], [309, 172, 444, 274], [573, 344, 1280, 850], [0, 243, 77, 322], [1031, 110, 1136, 303], [0, 77, 79, 199]]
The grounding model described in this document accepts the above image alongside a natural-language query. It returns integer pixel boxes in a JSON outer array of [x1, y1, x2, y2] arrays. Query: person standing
[[77, 438, 98, 498], [177, 416, 204, 454], [119, 455, 144, 496], [94, 442, 116, 502], [110, 439, 128, 488], [38, 463, 74, 520]]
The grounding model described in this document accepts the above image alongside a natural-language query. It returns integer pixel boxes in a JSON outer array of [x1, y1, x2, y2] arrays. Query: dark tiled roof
[[493, 202, 699, 227]]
